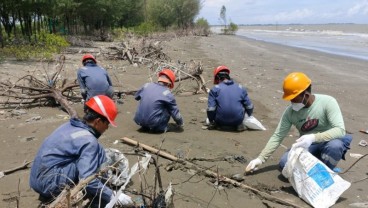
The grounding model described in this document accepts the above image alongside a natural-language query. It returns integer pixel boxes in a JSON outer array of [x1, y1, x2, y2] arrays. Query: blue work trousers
[[279, 134, 352, 170]]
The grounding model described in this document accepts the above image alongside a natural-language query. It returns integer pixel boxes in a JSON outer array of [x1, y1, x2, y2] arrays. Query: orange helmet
[[158, 69, 176, 89], [82, 54, 97, 65], [213, 65, 230, 84], [282, 72, 311, 100], [85, 95, 118, 127]]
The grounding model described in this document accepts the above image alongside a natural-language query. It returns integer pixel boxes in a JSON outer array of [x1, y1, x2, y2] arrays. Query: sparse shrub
[[228, 22, 238, 35], [194, 18, 210, 36], [133, 22, 158, 37], [0, 32, 69, 61], [112, 28, 129, 40], [222, 22, 238, 35]]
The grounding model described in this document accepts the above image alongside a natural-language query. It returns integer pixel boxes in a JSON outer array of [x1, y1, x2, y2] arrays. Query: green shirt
[[258, 94, 345, 162]]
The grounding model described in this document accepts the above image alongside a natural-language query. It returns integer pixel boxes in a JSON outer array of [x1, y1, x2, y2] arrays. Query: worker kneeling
[[206, 66, 254, 131], [29, 95, 132, 207], [246, 72, 352, 174], [134, 69, 184, 133]]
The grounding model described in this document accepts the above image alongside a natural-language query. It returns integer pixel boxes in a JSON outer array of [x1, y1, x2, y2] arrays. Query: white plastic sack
[[243, 115, 266, 130], [282, 147, 351, 208]]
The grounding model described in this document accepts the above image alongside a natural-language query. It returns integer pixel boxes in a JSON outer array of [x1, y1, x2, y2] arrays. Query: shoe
[[236, 124, 246, 132]]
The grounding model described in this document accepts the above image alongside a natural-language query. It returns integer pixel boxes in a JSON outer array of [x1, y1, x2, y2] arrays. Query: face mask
[[291, 102, 305, 111], [291, 94, 306, 111]]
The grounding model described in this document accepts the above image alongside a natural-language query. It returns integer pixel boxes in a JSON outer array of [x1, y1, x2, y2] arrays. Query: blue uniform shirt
[[134, 82, 183, 132], [29, 118, 112, 202], [77, 62, 114, 100], [207, 79, 253, 126]]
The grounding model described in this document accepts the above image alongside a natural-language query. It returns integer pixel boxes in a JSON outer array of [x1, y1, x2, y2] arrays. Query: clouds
[[348, 0, 368, 16], [199, 0, 368, 24], [256, 9, 314, 24]]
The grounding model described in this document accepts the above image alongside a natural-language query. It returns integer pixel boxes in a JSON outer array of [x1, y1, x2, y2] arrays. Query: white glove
[[117, 193, 133, 205], [106, 192, 133, 207], [245, 158, 263, 173], [292, 134, 316, 149]]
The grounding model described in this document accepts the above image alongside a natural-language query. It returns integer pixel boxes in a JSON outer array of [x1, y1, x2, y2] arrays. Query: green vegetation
[[194, 18, 211, 36], [0, 0, 205, 60], [219, 5, 239, 35], [227, 22, 239, 35], [0, 32, 69, 60]]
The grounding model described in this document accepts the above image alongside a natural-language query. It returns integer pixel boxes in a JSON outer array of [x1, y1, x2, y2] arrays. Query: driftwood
[[103, 39, 170, 65], [174, 60, 208, 94], [149, 60, 208, 95], [48, 152, 167, 208], [0, 161, 32, 179], [48, 157, 125, 208], [120, 137, 304, 208], [0, 55, 80, 118], [113, 60, 207, 97], [48, 173, 98, 208]]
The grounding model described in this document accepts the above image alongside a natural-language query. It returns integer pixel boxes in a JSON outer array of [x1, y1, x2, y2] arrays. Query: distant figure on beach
[[30, 95, 133, 207], [245, 72, 352, 173], [77, 54, 114, 101], [206, 65, 254, 131], [134, 68, 184, 133]]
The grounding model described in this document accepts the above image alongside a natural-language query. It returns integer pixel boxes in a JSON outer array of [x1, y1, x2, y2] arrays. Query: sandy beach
[[0, 33, 367, 208]]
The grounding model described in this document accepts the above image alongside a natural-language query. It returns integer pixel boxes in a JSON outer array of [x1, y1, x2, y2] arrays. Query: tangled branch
[[0, 55, 80, 117]]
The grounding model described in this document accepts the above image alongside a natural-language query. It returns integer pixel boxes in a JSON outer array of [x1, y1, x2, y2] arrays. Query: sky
[[198, 0, 368, 25]]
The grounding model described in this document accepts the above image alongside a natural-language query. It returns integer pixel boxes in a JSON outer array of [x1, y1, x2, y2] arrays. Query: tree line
[[0, 0, 202, 46]]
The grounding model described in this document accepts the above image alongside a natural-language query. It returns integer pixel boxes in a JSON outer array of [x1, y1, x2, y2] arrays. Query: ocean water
[[212, 24, 368, 61]]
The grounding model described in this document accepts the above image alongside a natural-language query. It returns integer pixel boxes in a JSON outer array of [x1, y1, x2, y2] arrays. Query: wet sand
[[0, 34, 367, 207]]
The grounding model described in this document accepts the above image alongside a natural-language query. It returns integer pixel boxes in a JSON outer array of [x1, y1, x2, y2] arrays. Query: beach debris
[[56, 114, 70, 120], [11, 109, 27, 116], [120, 137, 301, 208], [359, 130, 368, 134], [350, 153, 364, 159], [358, 140, 367, 147], [231, 173, 245, 182], [198, 97, 208, 102], [0, 55, 79, 118], [0, 160, 32, 179], [104, 148, 129, 186], [349, 202, 368, 208], [25, 116, 42, 122], [19, 136, 35, 142]]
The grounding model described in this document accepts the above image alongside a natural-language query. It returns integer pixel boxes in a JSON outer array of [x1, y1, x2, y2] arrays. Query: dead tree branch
[[0, 55, 79, 118], [120, 137, 304, 208], [0, 161, 32, 179]]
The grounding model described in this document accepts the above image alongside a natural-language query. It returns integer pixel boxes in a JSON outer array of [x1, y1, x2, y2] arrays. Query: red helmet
[[85, 95, 117, 127], [82, 54, 97, 64], [213, 65, 230, 84], [158, 69, 176, 89]]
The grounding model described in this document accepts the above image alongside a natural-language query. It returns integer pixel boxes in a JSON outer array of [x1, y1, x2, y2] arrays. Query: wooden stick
[[121, 137, 178, 161], [120, 137, 304, 208], [0, 161, 32, 177], [359, 130, 368, 134]]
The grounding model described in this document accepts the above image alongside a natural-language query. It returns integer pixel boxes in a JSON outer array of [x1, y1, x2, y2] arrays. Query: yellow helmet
[[282, 72, 311, 100]]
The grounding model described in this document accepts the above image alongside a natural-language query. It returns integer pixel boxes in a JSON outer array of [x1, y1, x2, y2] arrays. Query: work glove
[[245, 158, 263, 173], [106, 192, 133, 207], [292, 134, 315, 149]]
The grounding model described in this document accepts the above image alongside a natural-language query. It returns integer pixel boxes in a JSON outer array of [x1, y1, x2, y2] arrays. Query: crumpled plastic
[[104, 148, 129, 186], [106, 153, 152, 208], [358, 139, 367, 147]]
